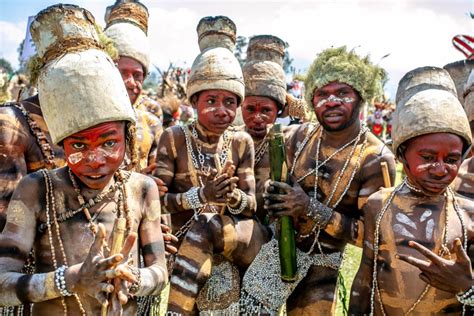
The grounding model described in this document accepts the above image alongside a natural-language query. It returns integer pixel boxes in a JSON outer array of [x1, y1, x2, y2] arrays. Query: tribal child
[[155, 17, 257, 315], [0, 5, 167, 315], [165, 35, 296, 315], [263, 46, 396, 314], [350, 66, 474, 315], [105, 0, 163, 171]]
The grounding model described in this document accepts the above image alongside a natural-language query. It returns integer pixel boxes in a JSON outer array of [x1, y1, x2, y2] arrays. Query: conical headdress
[[392, 66, 471, 155], [187, 16, 244, 104], [105, 0, 150, 73], [243, 35, 287, 108], [31, 4, 135, 144]]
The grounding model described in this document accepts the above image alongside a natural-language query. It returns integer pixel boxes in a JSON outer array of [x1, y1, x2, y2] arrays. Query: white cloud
[[0, 21, 26, 69], [0, 0, 471, 98]]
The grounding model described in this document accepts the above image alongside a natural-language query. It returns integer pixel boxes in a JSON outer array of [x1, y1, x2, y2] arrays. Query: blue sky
[[1, 0, 472, 99]]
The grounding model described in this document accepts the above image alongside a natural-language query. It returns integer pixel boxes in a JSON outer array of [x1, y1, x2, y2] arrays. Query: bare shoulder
[[128, 171, 158, 195], [453, 192, 474, 215], [364, 187, 395, 219], [0, 102, 29, 131], [11, 169, 47, 209], [232, 129, 252, 144], [365, 131, 394, 158]]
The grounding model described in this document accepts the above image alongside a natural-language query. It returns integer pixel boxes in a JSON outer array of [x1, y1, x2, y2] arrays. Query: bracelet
[[182, 187, 204, 210], [54, 265, 73, 297], [227, 189, 248, 215], [306, 197, 333, 229], [456, 285, 474, 306], [128, 266, 142, 295]]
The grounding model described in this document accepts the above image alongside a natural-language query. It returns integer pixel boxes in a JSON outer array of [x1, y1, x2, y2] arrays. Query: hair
[[126, 121, 139, 170]]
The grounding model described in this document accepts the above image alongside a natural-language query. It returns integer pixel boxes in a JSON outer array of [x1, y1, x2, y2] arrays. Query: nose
[[214, 105, 227, 118], [253, 114, 264, 123], [325, 95, 343, 108], [123, 74, 137, 89], [85, 150, 106, 168], [429, 160, 448, 177]]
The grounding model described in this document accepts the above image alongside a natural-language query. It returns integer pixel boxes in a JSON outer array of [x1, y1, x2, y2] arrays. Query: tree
[[283, 48, 294, 75], [234, 36, 248, 67], [0, 58, 13, 75]]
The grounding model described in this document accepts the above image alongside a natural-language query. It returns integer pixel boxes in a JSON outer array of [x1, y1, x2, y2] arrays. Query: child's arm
[[136, 177, 168, 296]]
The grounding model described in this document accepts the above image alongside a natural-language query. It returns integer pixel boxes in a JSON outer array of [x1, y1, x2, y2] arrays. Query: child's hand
[[397, 238, 472, 294]]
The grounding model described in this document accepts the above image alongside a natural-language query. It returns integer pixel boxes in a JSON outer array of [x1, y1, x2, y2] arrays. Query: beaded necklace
[[289, 123, 368, 254], [68, 168, 133, 238], [175, 122, 233, 240], [41, 170, 86, 315], [7, 101, 56, 168], [253, 136, 269, 167], [370, 180, 468, 315]]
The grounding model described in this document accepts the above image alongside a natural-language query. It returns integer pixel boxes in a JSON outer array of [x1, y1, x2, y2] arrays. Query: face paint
[[242, 96, 279, 139], [117, 56, 144, 104], [402, 133, 464, 195], [315, 94, 355, 108], [312, 82, 360, 131], [194, 89, 238, 135], [63, 121, 126, 190], [67, 152, 83, 165]]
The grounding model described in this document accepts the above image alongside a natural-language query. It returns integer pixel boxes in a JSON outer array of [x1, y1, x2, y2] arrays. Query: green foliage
[[304, 46, 387, 107], [0, 58, 13, 75], [234, 35, 248, 67]]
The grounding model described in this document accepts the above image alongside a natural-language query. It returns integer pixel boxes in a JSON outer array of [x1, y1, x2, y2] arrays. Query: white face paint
[[315, 94, 355, 108], [67, 152, 83, 165], [202, 107, 218, 114]]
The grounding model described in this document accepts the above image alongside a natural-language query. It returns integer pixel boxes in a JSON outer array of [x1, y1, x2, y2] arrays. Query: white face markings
[[315, 94, 355, 108], [67, 152, 83, 165], [201, 107, 218, 114]]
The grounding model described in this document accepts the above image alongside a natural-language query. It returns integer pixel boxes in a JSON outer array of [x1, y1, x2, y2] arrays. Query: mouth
[[421, 180, 450, 192], [323, 111, 345, 123], [84, 174, 107, 180]]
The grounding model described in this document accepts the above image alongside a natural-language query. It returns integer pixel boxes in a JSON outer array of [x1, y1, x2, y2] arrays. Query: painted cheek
[[415, 163, 431, 173], [67, 152, 83, 165]]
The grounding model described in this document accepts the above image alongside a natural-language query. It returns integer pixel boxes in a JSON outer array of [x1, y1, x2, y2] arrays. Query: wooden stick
[[101, 218, 126, 316], [380, 161, 391, 188]]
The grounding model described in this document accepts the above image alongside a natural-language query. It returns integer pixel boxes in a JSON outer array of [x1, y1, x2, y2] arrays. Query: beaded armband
[[457, 285, 474, 306], [182, 187, 204, 210], [227, 189, 248, 215], [128, 266, 142, 295], [306, 197, 333, 229], [55, 266, 73, 297]]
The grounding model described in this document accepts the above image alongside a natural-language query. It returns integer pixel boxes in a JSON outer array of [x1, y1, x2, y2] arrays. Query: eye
[[225, 99, 236, 106], [420, 154, 434, 161], [445, 157, 460, 164], [72, 143, 86, 150], [103, 140, 117, 148], [207, 99, 215, 105]]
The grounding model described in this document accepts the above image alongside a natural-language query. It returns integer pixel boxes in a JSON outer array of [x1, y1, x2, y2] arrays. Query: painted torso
[[133, 107, 162, 171], [0, 96, 65, 230], [155, 124, 255, 235], [365, 187, 473, 315], [285, 122, 395, 252]]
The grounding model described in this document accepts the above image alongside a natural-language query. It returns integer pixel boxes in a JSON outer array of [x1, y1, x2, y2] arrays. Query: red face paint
[[242, 96, 279, 139], [117, 56, 144, 105], [312, 82, 360, 131], [402, 133, 464, 195], [195, 89, 238, 134], [63, 121, 126, 190]]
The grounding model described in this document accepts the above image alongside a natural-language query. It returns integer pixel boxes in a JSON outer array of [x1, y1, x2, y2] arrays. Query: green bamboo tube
[[268, 123, 297, 282]]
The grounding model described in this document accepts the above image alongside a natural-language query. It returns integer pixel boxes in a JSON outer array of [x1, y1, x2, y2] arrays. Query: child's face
[[194, 89, 238, 134], [63, 121, 126, 190], [402, 133, 463, 194], [242, 96, 279, 139]]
